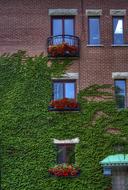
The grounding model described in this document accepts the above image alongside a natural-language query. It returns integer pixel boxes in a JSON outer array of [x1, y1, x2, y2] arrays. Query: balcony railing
[[47, 35, 80, 58]]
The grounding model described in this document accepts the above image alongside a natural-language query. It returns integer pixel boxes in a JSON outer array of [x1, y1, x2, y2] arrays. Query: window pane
[[89, 17, 100, 44], [53, 82, 63, 100], [66, 145, 75, 164], [64, 18, 74, 45], [115, 80, 126, 108], [57, 145, 66, 164], [53, 19, 62, 36], [52, 19, 63, 44], [113, 18, 124, 44], [65, 82, 75, 99], [64, 19, 74, 35]]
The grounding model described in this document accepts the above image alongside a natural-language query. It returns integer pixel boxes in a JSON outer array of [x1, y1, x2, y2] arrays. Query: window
[[51, 16, 75, 44], [57, 144, 75, 164], [88, 17, 100, 45], [114, 80, 126, 108], [113, 17, 124, 44], [53, 80, 76, 100]]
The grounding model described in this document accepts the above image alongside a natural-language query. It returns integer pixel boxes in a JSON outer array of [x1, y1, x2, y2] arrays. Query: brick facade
[[0, 0, 128, 105]]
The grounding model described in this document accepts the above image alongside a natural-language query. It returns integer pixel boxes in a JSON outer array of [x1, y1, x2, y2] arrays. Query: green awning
[[100, 154, 128, 166]]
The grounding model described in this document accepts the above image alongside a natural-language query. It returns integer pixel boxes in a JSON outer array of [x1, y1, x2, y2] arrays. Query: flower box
[[48, 98, 80, 112], [48, 164, 80, 177], [48, 42, 79, 57]]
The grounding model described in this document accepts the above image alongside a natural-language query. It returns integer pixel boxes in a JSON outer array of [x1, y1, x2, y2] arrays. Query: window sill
[[48, 106, 80, 112], [111, 44, 128, 47], [49, 173, 80, 178], [86, 44, 104, 47]]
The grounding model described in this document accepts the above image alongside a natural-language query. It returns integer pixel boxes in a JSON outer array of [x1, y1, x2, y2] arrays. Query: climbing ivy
[[1, 52, 128, 190]]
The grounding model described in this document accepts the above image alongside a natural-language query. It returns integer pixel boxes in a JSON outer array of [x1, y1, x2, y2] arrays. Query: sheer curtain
[[54, 83, 63, 100]]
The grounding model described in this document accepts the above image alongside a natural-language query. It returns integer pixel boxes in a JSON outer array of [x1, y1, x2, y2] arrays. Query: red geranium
[[48, 43, 78, 57], [48, 164, 80, 177], [50, 98, 79, 110]]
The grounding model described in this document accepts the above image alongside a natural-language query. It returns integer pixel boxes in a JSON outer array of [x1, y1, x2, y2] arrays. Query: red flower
[[48, 164, 80, 177], [48, 43, 78, 57], [50, 98, 79, 110], [70, 170, 77, 176]]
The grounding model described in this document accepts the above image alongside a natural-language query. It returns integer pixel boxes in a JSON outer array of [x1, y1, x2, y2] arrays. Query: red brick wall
[[0, 0, 128, 92]]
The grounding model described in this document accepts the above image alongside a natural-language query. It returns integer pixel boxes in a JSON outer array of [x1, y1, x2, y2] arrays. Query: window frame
[[52, 80, 76, 100], [112, 16, 124, 45], [114, 79, 126, 108], [88, 16, 101, 45], [51, 16, 75, 36]]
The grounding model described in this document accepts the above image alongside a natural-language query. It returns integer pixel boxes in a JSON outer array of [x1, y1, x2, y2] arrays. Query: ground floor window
[[56, 144, 75, 164], [114, 79, 126, 108], [53, 80, 76, 100]]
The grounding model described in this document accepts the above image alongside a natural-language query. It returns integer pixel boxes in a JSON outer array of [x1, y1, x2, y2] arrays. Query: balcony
[[47, 35, 80, 58]]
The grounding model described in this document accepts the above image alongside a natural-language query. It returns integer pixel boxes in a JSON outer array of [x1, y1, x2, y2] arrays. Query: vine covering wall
[[1, 52, 128, 190]]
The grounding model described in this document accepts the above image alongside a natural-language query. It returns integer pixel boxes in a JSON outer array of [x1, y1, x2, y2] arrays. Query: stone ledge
[[111, 44, 128, 47], [85, 9, 102, 16], [86, 44, 104, 47], [53, 138, 80, 144], [52, 72, 79, 80], [48, 9, 78, 16], [112, 72, 128, 79], [110, 9, 126, 16]]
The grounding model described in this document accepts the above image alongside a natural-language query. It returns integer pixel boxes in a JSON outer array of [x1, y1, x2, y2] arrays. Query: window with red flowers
[[56, 144, 75, 164], [52, 80, 76, 100]]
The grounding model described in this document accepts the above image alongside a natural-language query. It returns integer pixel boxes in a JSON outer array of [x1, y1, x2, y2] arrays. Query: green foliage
[[1, 52, 128, 190]]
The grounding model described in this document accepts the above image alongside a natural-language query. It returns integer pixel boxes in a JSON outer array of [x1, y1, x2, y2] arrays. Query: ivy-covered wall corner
[[1, 52, 128, 190]]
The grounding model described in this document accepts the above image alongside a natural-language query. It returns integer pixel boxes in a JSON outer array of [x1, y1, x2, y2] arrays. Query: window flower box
[[48, 43, 78, 57], [48, 164, 80, 177], [48, 98, 80, 111]]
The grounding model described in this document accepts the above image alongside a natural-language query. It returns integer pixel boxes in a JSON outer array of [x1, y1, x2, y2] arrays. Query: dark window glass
[[89, 17, 100, 44], [53, 81, 76, 100], [114, 80, 126, 108], [52, 17, 74, 44], [113, 17, 124, 44], [57, 144, 75, 164]]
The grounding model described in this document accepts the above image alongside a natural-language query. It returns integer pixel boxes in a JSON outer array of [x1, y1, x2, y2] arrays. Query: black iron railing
[[47, 35, 80, 57]]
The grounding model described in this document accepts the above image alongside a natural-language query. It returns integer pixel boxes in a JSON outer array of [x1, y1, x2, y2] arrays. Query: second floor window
[[51, 16, 75, 44], [113, 17, 124, 44], [53, 80, 76, 100], [88, 17, 100, 45]]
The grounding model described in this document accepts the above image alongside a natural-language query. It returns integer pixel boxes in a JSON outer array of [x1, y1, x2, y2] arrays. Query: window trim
[[112, 16, 124, 45], [51, 16, 75, 36], [52, 80, 76, 100], [114, 79, 127, 108], [88, 16, 101, 45]]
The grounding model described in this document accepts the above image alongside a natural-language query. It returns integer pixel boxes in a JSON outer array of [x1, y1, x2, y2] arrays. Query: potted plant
[[48, 164, 80, 177]]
